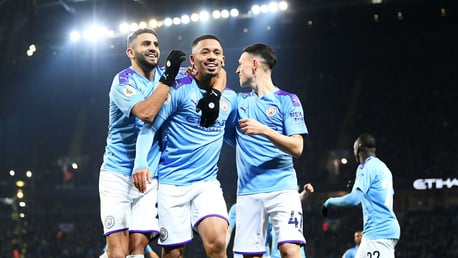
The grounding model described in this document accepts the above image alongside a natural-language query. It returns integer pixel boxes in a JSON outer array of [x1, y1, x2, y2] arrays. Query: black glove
[[159, 49, 186, 86], [196, 89, 221, 127], [321, 205, 328, 217]]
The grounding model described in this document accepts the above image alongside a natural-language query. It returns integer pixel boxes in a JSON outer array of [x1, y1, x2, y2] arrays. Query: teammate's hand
[[196, 89, 221, 127], [159, 49, 186, 86], [321, 205, 328, 217], [132, 168, 152, 193]]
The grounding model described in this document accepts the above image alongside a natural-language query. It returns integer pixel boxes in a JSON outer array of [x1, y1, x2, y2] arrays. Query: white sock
[[126, 255, 144, 258]]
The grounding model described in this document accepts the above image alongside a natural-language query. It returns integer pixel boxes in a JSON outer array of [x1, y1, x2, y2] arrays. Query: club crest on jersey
[[164, 93, 172, 105], [104, 215, 115, 229], [265, 106, 277, 116], [159, 227, 168, 242], [123, 85, 136, 97], [220, 100, 229, 113]]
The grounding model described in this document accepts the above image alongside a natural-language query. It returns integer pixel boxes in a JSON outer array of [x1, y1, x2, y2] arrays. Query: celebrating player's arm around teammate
[[133, 34, 236, 258], [98, 28, 185, 258], [322, 133, 401, 258]]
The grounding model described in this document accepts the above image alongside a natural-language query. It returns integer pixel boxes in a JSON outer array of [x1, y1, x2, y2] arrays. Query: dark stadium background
[[0, 0, 457, 257]]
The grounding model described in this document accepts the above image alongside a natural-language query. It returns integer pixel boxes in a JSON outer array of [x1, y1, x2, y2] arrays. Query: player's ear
[[126, 48, 134, 58]]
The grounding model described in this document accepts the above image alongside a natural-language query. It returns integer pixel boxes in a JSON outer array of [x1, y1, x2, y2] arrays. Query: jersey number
[[366, 251, 380, 258], [288, 211, 303, 229]]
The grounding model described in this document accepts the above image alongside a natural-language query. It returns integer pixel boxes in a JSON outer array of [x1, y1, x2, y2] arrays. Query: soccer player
[[322, 133, 401, 258], [227, 43, 309, 258], [133, 34, 236, 258], [98, 28, 185, 258], [342, 230, 362, 258]]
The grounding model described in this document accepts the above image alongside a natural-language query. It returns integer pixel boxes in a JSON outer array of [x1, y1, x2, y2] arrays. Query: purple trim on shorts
[[129, 229, 160, 235], [158, 239, 193, 247], [104, 227, 128, 236], [277, 240, 307, 246], [193, 214, 229, 228], [234, 251, 265, 256]]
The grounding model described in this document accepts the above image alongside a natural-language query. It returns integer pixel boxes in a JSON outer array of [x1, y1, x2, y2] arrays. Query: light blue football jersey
[[101, 66, 164, 177], [135, 74, 237, 185], [353, 157, 401, 240], [235, 88, 308, 195]]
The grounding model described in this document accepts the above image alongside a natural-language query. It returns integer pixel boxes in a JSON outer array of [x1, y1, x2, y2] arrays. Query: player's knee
[[203, 234, 226, 256], [279, 243, 301, 258]]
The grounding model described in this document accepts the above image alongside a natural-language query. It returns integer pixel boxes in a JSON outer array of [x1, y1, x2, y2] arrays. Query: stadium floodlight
[[230, 8, 239, 17], [139, 21, 148, 28], [269, 2, 279, 12], [260, 4, 269, 13], [279, 1, 288, 10], [119, 22, 130, 33], [164, 17, 173, 26], [9, 170, 15, 176], [221, 9, 230, 18], [70, 31, 81, 42], [26, 170, 32, 178], [181, 15, 191, 24], [191, 12, 200, 22], [251, 5, 261, 15], [148, 19, 158, 28], [173, 17, 181, 25], [212, 10, 221, 19], [200, 10, 210, 21]]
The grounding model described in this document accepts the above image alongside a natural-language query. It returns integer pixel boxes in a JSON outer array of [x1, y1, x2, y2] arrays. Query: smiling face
[[190, 38, 224, 80], [127, 32, 160, 70], [236, 52, 255, 88]]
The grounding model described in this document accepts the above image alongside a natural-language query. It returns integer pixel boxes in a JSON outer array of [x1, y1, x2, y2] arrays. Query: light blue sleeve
[[133, 123, 156, 173], [324, 189, 363, 207], [223, 91, 238, 147]]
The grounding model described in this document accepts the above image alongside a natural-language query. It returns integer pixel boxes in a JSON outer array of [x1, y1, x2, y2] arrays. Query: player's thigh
[[157, 183, 193, 245], [130, 179, 159, 234], [267, 190, 305, 245], [234, 194, 268, 253], [99, 171, 132, 235], [356, 239, 397, 258]]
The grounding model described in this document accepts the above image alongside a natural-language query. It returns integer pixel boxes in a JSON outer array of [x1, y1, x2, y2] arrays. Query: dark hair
[[191, 34, 223, 49], [357, 133, 376, 150], [127, 28, 158, 48], [242, 43, 277, 70]]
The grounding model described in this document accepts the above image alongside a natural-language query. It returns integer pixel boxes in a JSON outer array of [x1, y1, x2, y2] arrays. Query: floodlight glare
[[269, 2, 279, 12], [129, 23, 139, 32], [173, 17, 181, 25], [139, 21, 148, 28], [230, 8, 239, 17], [212, 10, 221, 19], [251, 5, 261, 15], [200, 10, 210, 21], [261, 4, 269, 13], [191, 13, 200, 22], [148, 19, 158, 28], [164, 17, 173, 26], [119, 23, 130, 33], [71, 162, 78, 170], [10, 170, 15, 176], [181, 15, 190, 24], [221, 9, 230, 18], [279, 1, 288, 10]]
